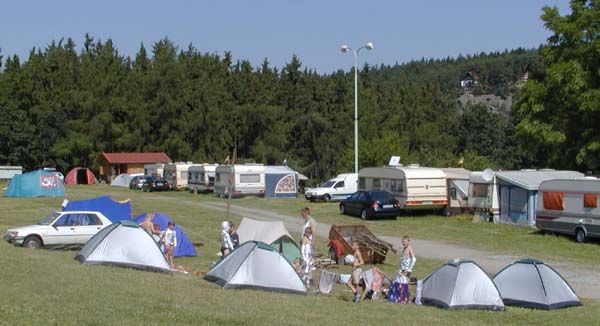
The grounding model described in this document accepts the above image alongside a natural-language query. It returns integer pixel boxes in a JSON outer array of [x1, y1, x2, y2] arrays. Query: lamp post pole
[[341, 42, 373, 174]]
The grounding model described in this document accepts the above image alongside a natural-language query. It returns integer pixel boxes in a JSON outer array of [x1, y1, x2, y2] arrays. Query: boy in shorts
[[346, 240, 364, 302]]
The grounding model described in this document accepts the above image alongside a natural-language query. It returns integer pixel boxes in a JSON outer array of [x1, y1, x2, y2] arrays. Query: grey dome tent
[[204, 241, 307, 294], [493, 259, 581, 310], [421, 259, 504, 311], [110, 173, 143, 187], [75, 220, 171, 273]]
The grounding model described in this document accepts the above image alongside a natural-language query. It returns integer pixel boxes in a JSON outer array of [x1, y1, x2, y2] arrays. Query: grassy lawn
[[1, 185, 599, 325]]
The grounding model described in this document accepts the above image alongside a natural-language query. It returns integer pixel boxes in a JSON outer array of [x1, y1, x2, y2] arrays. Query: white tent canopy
[[204, 241, 306, 294], [421, 259, 504, 311], [110, 173, 144, 187], [238, 217, 295, 244], [493, 259, 581, 310], [75, 220, 171, 273]]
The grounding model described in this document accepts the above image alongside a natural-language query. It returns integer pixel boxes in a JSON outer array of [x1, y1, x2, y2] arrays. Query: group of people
[[139, 212, 177, 268]]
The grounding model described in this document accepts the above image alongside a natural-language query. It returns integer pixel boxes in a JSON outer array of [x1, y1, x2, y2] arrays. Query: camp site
[[2, 1, 600, 324]]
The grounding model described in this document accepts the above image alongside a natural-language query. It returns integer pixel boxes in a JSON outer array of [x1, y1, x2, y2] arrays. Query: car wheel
[[575, 228, 586, 243], [361, 209, 368, 220], [23, 236, 42, 249], [339, 204, 345, 215], [322, 194, 331, 202]]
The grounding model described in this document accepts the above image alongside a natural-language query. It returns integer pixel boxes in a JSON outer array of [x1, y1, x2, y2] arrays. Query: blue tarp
[[63, 196, 132, 223], [4, 170, 65, 197], [134, 212, 198, 257]]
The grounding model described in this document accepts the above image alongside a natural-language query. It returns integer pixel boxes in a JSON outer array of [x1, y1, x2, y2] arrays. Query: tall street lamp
[[341, 42, 374, 174]]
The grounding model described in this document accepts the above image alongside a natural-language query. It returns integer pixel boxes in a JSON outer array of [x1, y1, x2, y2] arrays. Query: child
[[301, 227, 313, 286], [162, 222, 177, 268], [346, 240, 364, 302], [397, 235, 416, 303], [220, 221, 235, 257], [293, 258, 304, 275], [229, 222, 239, 249]]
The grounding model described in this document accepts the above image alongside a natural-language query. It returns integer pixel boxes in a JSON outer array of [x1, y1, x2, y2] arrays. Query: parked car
[[4, 211, 113, 249], [339, 190, 401, 220], [305, 173, 358, 202], [129, 175, 147, 190], [142, 176, 171, 192]]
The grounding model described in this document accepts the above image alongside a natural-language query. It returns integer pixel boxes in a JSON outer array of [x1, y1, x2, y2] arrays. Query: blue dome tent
[[63, 196, 132, 223], [134, 212, 198, 257]]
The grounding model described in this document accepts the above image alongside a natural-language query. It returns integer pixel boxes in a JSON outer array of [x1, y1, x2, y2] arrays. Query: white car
[[305, 173, 358, 202], [4, 211, 112, 249]]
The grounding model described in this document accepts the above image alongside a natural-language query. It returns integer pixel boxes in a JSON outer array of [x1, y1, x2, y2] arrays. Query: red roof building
[[98, 152, 172, 180]]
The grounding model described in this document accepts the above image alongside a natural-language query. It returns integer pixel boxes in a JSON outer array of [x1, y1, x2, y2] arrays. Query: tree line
[[1, 2, 597, 180]]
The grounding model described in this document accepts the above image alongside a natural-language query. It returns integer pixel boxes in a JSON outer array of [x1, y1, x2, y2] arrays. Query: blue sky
[[0, 0, 570, 73]]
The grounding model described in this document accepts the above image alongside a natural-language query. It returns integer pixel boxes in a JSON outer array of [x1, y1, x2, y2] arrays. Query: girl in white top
[[162, 222, 177, 268], [300, 207, 316, 286], [220, 221, 235, 257]]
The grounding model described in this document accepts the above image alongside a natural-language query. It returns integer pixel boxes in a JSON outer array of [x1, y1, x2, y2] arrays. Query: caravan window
[[472, 184, 488, 197], [543, 192, 564, 211], [372, 178, 381, 190], [240, 174, 260, 183], [584, 194, 597, 208], [450, 188, 457, 200], [390, 179, 404, 193], [359, 177, 366, 189], [180, 171, 188, 180]]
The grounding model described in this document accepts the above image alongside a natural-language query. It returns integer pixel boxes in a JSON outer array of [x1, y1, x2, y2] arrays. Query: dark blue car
[[339, 190, 401, 220]]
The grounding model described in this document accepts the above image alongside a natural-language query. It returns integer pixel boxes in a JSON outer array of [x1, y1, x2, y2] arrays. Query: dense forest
[[0, 1, 598, 180]]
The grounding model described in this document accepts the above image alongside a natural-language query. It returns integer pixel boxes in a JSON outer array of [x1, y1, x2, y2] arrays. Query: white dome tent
[[204, 241, 306, 294], [421, 259, 504, 311], [75, 220, 171, 273], [493, 259, 581, 310]]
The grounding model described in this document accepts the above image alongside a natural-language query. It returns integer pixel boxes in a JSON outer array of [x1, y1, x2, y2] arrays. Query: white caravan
[[163, 162, 193, 190], [214, 164, 265, 197], [536, 178, 600, 243], [188, 164, 219, 193], [359, 165, 447, 211], [468, 169, 499, 221], [440, 168, 471, 215], [304, 173, 358, 202], [144, 163, 166, 177]]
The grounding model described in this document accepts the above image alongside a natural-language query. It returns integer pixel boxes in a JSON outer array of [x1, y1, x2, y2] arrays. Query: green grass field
[[1, 185, 599, 325]]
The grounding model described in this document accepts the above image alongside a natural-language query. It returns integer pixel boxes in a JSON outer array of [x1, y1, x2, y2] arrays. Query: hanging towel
[[318, 270, 339, 294]]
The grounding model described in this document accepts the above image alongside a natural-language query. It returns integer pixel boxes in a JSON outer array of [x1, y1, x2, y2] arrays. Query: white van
[[358, 165, 447, 211], [536, 178, 600, 243], [188, 164, 219, 193], [304, 173, 357, 202], [163, 162, 193, 190], [214, 164, 265, 197]]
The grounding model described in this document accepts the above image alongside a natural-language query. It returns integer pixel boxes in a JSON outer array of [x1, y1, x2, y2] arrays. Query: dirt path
[[200, 201, 600, 299]]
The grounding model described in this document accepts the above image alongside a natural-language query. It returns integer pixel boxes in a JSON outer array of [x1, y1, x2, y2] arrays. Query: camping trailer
[[187, 164, 219, 193], [144, 163, 165, 177], [535, 178, 600, 243], [358, 165, 447, 211], [468, 170, 500, 222], [0, 166, 22, 180], [441, 168, 471, 215], [495, 170, 584, 227], [163, 162, 193, 190], [214, 164, 265, 197]]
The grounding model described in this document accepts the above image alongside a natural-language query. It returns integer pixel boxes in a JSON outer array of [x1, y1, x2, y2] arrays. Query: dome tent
[[421, 259, 504, 311], [493, 259, 581, 310], [65, 167, 97, 185], [237, 217, 301, 263], [204, 241, 306, 294], [75, 220, 171, 273], [133, 212, 198, 257], [4, 169, 65, 197], [63, 196, 132, 223]]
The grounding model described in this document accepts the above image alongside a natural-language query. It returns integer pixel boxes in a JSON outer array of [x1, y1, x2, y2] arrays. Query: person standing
[[300, 207, 317, 246], [162, 222, 177, 268], [220, 221, 235, 257], [346, 240, 365, 302]]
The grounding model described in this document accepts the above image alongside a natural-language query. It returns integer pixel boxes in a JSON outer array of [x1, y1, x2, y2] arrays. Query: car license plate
[[383, 204, 394, 208], [157, 183, 163, 186]]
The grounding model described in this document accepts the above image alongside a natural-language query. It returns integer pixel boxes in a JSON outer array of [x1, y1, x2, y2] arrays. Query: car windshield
[[321, 180, 335, 188], [370, 191, 394, 202], [38, 212, 60, 225]]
